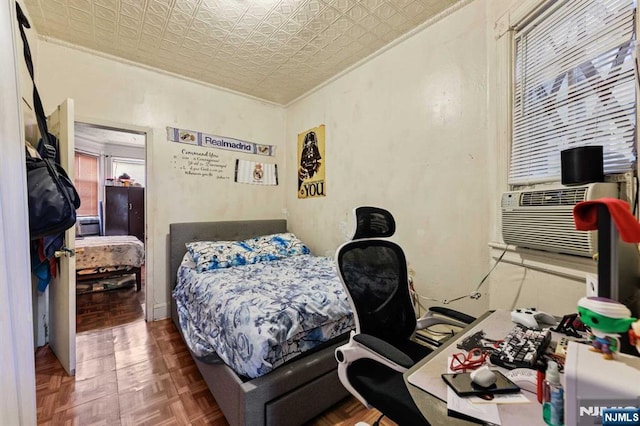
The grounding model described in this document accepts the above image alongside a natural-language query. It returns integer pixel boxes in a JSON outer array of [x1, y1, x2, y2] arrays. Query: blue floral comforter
[[173, 254, 354, 378]]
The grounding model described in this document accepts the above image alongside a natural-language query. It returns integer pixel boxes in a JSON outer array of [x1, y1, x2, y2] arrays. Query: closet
[[104, 186, 144, 242]]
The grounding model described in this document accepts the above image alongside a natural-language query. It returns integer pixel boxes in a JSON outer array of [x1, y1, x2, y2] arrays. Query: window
[[510, 0, 637, 186], [74, 152, 98, 217], [112, 158, 145, 187]]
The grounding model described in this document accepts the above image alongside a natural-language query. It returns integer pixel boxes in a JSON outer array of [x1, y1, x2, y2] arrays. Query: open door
[[47, 98, 76, 376]]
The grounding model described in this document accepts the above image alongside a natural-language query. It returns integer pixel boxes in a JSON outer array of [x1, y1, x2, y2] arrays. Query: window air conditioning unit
[[501, 183, 618, 257]]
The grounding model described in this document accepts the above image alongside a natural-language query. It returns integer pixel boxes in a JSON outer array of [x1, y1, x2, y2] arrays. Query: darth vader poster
[[297, 125, 326, 199]]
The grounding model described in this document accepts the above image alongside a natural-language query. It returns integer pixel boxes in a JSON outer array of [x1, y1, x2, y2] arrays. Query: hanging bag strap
[[16, 2, 56, 159], [16, 1, 81, 239]]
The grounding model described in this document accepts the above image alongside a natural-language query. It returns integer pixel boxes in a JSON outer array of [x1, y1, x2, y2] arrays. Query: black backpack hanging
[[16, 2, 80, 239]]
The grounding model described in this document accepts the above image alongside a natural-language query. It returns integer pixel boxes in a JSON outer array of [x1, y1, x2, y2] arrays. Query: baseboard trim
[[153, 303, 169, 321]]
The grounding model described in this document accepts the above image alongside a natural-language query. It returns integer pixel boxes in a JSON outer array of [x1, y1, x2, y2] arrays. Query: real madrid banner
[[235, 160, 278, 186], [167, 127, 275, 156]]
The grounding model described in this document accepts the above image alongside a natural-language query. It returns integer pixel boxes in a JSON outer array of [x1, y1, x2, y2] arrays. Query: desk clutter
[[407, 304, 640, 426], [454, 325, 559, 371], [76, 273, 137, 294], [415, 323, 461, 349], [488, 325, 551, 370], [450, 319, 590, 425]]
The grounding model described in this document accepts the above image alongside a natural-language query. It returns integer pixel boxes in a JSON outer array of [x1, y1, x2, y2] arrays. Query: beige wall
[[35, 42, 286, 318], [30, 0, 594, 321], [488, 261, 590, 314], [286, 0, 491, 318], [284, 0, 592, 318]]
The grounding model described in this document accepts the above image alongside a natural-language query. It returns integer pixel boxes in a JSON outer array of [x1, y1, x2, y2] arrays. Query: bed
[[169, 220, 354, 426], [75, 235, 145, 292]]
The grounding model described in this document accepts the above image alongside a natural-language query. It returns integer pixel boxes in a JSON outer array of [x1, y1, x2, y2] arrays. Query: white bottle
[[542, 361, 564, 426]]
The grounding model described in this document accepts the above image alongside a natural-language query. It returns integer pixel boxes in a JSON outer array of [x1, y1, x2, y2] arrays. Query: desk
[[404, 310, 547, 425]]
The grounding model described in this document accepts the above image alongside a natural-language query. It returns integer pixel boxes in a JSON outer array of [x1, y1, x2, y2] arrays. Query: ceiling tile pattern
[[23, 0, 461, 104]]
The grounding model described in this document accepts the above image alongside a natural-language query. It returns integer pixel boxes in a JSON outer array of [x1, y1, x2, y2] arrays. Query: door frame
[[47, 99, 77, 376], [1, 0, 36, 423], [75, 116, 154, 322]]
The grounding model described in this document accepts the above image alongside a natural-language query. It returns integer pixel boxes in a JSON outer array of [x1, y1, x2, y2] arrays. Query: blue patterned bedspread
[[173, 254, 354, 378]]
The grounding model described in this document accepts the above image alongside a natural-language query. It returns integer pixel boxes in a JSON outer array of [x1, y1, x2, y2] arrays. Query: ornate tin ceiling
[[23, 0, 463, 104]]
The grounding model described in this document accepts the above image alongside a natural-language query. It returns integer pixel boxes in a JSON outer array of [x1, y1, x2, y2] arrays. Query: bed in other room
[[170, 220, 354, 426], [75, 235, 145, 291]]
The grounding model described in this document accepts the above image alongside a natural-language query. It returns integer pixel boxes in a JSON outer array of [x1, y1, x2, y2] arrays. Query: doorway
[[74, 122, 147, 333]]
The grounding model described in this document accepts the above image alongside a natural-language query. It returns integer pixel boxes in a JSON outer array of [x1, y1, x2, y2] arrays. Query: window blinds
[[510, 0, 637, 185], [74, 152, 98, 217]]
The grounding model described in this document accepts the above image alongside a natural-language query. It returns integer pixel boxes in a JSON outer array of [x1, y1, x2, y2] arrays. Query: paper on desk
[[468, 392, 530, 404], [445, 357, 501, 425], [447, 387, 501, 424]]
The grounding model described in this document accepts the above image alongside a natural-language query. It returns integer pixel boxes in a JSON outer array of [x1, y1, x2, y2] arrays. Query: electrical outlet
[[585, 273, 598, 297]]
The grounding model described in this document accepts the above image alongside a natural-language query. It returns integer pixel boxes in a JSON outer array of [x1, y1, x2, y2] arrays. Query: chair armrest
[[429, 306, 475, 324], [353, 333, 414, 369], [416, 307, 476, 331], [335, 330, 414, 410]]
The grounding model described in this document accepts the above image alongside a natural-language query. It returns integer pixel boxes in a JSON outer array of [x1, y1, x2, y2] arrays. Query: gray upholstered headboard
[[169, 220, 287, 324]]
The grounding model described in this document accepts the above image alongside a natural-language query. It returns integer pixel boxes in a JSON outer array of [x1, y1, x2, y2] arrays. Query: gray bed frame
[[169, 220, 350, 426]]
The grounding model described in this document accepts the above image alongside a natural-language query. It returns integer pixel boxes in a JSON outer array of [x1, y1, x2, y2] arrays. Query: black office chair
[[335, 207, 474, 425]]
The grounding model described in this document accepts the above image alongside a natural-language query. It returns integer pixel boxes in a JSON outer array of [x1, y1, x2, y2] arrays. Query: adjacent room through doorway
[[73, 123, 147, 333]]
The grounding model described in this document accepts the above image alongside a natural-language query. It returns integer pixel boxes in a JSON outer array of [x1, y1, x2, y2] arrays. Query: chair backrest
[[351, 206, 396, 240], [337, 207, 417, 344]]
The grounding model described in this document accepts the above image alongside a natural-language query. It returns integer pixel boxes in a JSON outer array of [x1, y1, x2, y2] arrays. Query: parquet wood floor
[[35, 281, 396, 425]]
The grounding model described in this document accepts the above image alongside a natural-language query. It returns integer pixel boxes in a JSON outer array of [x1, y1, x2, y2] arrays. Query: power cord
[[373, 413, 385, 426], [633, 175, 639, 217], [413, 245, 509, 307], [508, 265, 528, 311]]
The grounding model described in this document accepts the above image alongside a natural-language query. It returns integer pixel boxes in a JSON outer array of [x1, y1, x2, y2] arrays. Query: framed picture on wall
[[297, 124, 326, 199]]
